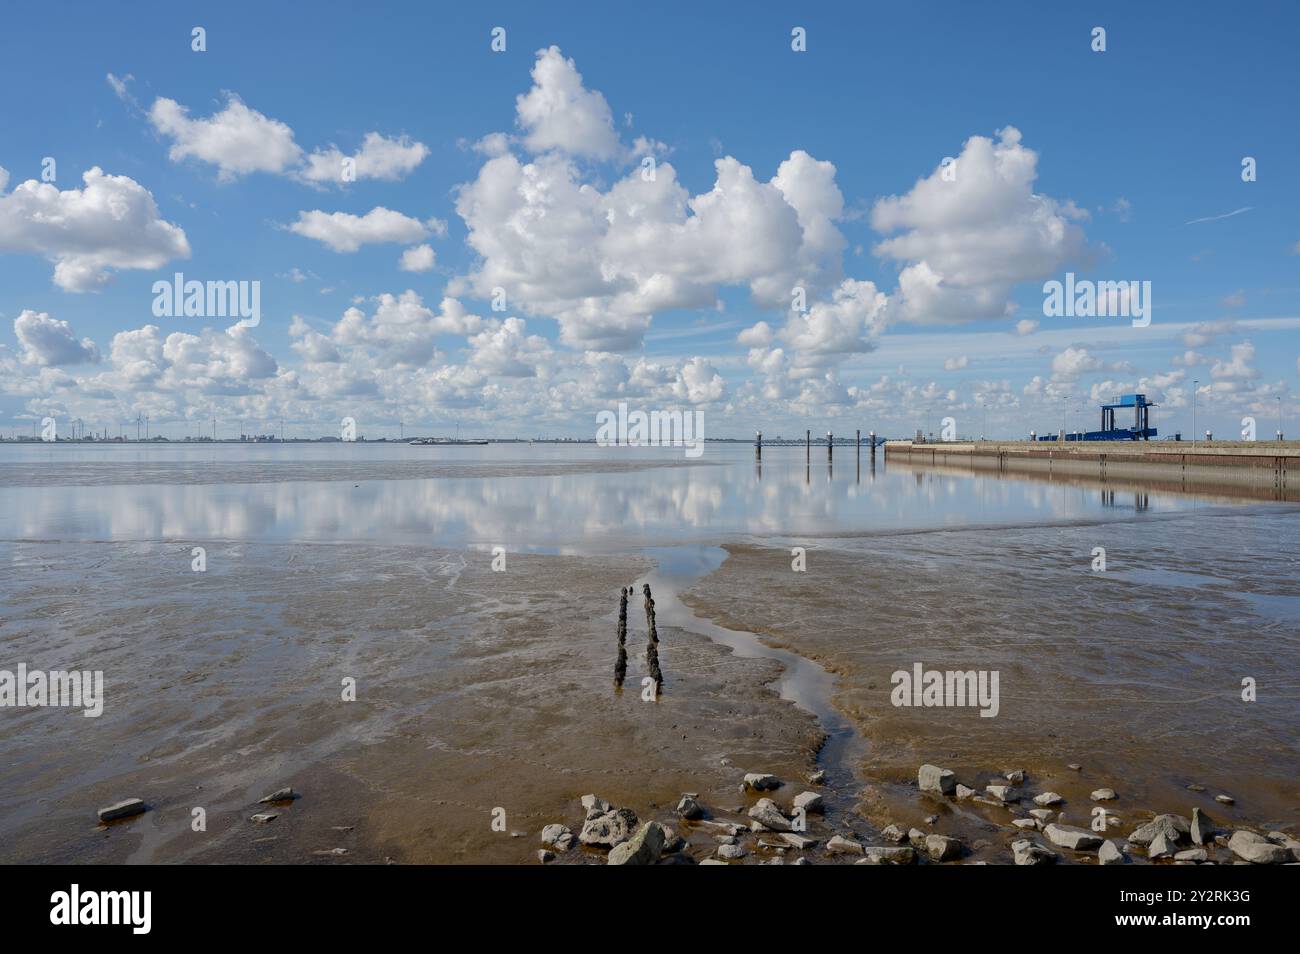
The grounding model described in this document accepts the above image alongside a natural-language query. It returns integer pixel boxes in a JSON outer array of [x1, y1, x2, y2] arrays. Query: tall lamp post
[[1192, 380, 1198, 447]]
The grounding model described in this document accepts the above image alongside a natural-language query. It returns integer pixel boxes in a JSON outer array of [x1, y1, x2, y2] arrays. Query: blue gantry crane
[[1037, 393, 1157, 441]]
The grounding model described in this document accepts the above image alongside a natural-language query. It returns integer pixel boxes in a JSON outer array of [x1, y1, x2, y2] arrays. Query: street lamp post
[[1192, 380, 1198, 447]]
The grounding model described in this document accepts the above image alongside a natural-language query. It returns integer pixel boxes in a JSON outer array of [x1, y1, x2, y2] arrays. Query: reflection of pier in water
[[753, 434, 881, 485]]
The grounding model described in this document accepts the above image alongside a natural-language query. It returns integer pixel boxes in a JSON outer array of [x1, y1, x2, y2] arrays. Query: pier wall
[[884, 440, 1298, 496]]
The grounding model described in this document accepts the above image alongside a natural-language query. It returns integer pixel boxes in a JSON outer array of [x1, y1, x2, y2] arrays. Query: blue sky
[[1, 0, 1297, 439]]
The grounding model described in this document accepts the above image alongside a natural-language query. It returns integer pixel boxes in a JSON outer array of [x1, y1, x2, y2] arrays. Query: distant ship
[[408, 437, 489, 446]]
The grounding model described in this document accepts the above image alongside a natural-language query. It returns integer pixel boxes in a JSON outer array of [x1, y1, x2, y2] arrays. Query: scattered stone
[[881, 824, 907, 843], [97, 799, 146, 823], [1012, 818, 1038, 831], [537, 849, 555, 864], [1148, 832, 1175, 859], [579, 807, 638, 848], [1191, 808, 1214, 846], [608, 822, 667, 865], [1044, 823, 1103, 851], [1029, 809, 1055, 822], [1005, 769, 1026, 784], [1174, 848, 1208, 863], [699, 858, 727, 865], [985, 784, 1016, 803], [955, 784, 976, 800], [793, 791, 824, 815], [541, 824, 575, 851], [907, 827, 927, 845], [581, 794, 611, 819], [1186, 783, 1206, 792], [1011, 839, 1059, 865], [1215, 794, 1235, 805], [925, 834, 962, 862], [808, 769, 826, 784], [1228, 830, 1288, 865], [1033, 792, 1064, 807], [312, 848, 347, 857], [748, 798, 792, 832], [716, 835, 737, 846], [1265, 832, 1300, 861], [781, 832, 817, 850], [917, 764, 957, 797], [250, 812, 277, 824], [259, 787, 297, 804], [676, 795, 704, 820], [662, 828, 686, 854], [717, 843, 748, 860], [1128, 814, 1190, 847], [1068, 763, 1082, 771], [924, 814, 939, 825], [743, 773, 780, 792], [1098, 840, 1126, 865], [792, 856, 810, 865], [859, 846, 916, 864], [826, 834, 865, 855], [1090, 788, 1117, 801]]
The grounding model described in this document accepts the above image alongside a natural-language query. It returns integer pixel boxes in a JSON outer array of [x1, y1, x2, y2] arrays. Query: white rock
[[1011, 839, 1058, 865], [97, 798, 146, 823], [917, 764, 957, 797], [780, 832, 817, 850], [1090, 788, 1117, 801], [747, 797, 792, 832], [743, 773, 780, 791], [1044, 823, 1103, 851], [676, 795, 704, 820], [1098, 840, 1126, 865], [925, 834, 962, 862], [1148, 832, 1175, 859], [541, 823, 575, 851], [826, 834, 865, 855], [579, 807, 638, 847], [1228, 830, 1288, 865], [1128, 814, 1190, 847], [859, 846, 916, 864], [1033, 792, 1064, 807], [608, 821, 670, 868], [792, 791, 824, 814]]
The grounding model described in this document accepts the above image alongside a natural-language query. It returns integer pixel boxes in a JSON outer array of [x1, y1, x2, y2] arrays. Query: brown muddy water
[[0, 442, 1296, 863]]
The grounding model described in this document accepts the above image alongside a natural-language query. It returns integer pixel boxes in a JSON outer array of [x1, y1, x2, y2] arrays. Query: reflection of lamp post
[[1278, 395, 1284, 441], [1192, 380, 1198, 447]]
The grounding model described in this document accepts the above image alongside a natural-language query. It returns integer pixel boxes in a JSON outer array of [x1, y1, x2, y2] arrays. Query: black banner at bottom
[[4, 862, 1283, 939]]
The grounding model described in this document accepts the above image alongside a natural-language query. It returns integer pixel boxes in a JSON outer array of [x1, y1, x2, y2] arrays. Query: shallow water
[[2, 441, 1296, 862], [0, 441, 1250, 548]]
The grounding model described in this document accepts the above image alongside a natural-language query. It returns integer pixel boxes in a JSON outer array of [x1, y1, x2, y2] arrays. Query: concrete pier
[[885, 439, 1300, 496]]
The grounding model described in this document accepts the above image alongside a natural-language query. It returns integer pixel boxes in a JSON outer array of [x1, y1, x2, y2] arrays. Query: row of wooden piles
[[615, 583, 662, 693]]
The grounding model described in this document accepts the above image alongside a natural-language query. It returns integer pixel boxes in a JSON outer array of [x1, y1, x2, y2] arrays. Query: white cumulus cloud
[[0, 167, 190, 291]]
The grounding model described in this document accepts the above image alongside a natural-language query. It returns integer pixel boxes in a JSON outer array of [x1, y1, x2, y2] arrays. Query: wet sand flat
[[681, 508, 1300, 838], [0, 540, 819, 864]]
